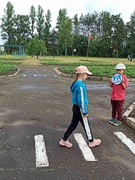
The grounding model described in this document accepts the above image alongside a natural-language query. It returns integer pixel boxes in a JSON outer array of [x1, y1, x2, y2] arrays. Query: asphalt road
[[0, 66, 135, 180]]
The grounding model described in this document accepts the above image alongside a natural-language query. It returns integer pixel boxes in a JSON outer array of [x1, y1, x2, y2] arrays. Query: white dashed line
[[74, 133, 97, 161], [114, 131, 135, 155], [34, 135, 49, 167]]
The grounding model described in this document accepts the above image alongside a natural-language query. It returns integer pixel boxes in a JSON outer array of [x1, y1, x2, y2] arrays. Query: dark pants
[[111, 99, 124, 121], [63, 104, 94, 142]]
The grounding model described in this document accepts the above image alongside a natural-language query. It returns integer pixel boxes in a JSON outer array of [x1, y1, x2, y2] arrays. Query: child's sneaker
[[112, 120, 122, 126], [59, 139, 73, 148], [109, 118, 115, 125], [89, 139, 101, 148]]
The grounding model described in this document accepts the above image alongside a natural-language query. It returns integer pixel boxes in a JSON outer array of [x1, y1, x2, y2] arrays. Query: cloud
[[84, 0, 134, 22], [0, 0, 134, 25]]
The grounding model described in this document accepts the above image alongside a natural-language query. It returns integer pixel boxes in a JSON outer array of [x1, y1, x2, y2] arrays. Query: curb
[[0, 68, 21, 78], [53, 68, 109, 80], [54, 67, 135, 131], [123, 102, 135, 131], [53, 68, 135, 82]]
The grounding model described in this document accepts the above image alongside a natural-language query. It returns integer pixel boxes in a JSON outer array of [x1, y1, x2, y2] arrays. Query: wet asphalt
[[0, 65, 135, 180]]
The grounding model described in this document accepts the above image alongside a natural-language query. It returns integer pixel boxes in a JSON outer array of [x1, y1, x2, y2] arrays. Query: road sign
[[112, 74, 122, 84]]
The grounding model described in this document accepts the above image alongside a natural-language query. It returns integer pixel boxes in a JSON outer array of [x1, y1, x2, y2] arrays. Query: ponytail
[[73, 74, 79, 82]]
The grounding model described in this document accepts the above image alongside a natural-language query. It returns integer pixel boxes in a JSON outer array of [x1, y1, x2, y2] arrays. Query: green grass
[[0, 62, 17, 75], [41, 57, 135, 78], [0, 55, 135, 78], [0, 55, 22, 75]]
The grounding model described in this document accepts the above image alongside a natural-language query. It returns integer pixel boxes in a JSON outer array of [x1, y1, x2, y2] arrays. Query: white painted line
[[74, 133, 97, 161], [44, 75, 47, 77], [114, 131, 135, 155], [23, 75, 27, 77], [34, 135, 49, 167], [34, 68, 40, 75], [34, 74, 37, 77]]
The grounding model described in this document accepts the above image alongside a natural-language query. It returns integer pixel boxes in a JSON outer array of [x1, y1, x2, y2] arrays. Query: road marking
[[34, 135, 49, 167], [74, 133, 97, 161], [114, 131, 135, 155], [22, 74, 48, 77], [34, 68, 40, 75]]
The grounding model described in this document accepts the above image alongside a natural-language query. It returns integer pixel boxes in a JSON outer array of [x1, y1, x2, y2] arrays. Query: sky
[[0, 0, 135, 43]]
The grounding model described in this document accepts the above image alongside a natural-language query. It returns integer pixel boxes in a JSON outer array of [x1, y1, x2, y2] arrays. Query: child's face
[[82, 73, 88, 80], [116, 69, 124, 74]]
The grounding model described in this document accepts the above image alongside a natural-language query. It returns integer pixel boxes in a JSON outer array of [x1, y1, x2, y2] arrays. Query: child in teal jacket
[[59, 66, 101, 148]]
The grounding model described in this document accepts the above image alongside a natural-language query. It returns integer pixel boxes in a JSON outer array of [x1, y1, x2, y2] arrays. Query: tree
[[36, 5, 44, 40], [78, 12, 98, 56], [72, 14, 79, 34], [125, 11, 135, 56], [43, 10, 52, 52], [59, 17, 73, 56], [1, 1, 16, 44], [29, 5, 36, 38], [56, 8, 73, 56], [111, 14, 125, 57], [27, 38, 46, 59], [98, 11, 112, 57], [14, 14, 30, 46]]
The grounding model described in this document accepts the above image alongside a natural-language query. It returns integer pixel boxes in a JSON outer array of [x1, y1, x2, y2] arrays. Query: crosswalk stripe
[[114, 131, 135, 155], [74, 133, 97, 161], [34, 135, 49, 167]]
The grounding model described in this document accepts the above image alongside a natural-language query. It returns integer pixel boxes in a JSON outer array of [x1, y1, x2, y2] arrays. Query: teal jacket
[[70, 80, 89, 115]]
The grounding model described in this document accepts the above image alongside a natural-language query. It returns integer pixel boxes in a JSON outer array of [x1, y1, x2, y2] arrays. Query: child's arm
[[121, 81, 127, 90], [121, 77, 128, 90], [78, 86, 88, 115], [110, 78, 113, 87]]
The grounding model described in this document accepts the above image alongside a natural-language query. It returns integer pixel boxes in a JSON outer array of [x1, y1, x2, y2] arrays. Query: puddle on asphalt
[[20, 85, 50, 90]]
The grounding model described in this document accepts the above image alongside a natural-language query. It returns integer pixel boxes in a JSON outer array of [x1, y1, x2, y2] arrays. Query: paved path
[[0, 66, 135, 180]]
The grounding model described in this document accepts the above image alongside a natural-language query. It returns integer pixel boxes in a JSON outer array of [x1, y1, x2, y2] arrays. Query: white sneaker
[[59, 139, 73, 148]]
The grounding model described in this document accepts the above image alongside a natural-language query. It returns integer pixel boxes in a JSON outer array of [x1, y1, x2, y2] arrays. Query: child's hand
[[110, 78, 113, 87], [83, 114, 88, 117]]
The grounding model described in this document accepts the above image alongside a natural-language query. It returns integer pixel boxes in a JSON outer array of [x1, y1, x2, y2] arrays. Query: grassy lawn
[[0, 55, 23, 75], [40, 56, 135, 78], [0, 55, 135, 78], [40, 56, 133, 64]]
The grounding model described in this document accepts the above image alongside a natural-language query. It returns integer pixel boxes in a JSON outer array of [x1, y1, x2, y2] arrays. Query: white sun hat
[[75, 65, 92, 75], [115, 63, 126, 70]]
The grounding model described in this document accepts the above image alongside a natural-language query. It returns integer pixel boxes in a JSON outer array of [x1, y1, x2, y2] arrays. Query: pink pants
[[111, 99, 124, 121]]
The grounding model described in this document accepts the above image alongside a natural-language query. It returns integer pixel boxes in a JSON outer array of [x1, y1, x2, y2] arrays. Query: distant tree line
[[0, 1, 135, 57]]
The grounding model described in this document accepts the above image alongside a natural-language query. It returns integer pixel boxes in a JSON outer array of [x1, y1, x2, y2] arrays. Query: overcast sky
[[0, 0, 135, 43]]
